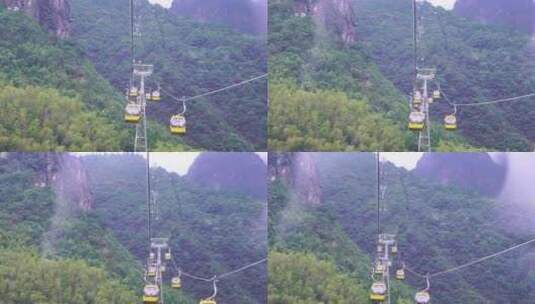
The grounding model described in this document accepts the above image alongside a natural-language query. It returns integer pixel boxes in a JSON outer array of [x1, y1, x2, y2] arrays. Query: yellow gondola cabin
[[170, 115, 187, 135], [171, 277, 182, 289], [143, 284, 160, 304], [408, 111, 425, 131], [124, 103, 142, 123], [370, 282, 386, 301], [444, 114, 457, 131]]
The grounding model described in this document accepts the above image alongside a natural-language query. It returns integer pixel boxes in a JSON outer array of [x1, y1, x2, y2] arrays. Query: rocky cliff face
[[294, 0, 356, 45], [413, 153, 507, 197], [453, 0, 535, 34], [269, 152, 321, 206], [52, 154, 93, 211], [1, 0, 71, 38], [170, 0, 267, 35]]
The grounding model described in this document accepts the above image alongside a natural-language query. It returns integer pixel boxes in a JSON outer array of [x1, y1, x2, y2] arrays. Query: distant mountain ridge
[[170, 0, 267, 34], [454, 0, 535, 34], [413, 153, 507, 197], [187, 152, 267, 200]]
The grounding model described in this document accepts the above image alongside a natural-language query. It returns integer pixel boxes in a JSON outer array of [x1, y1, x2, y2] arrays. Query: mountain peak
[[453, 0, 535, 34], [170, 0, 267, 35], [187, 152, 267, 200]]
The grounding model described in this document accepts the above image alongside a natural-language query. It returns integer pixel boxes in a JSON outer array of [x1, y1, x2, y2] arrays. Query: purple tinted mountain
[[170, 0, 267, 35], [269, 153, 322, 206], [187, 152, 267, 200], [413, 153, 507, 197], [0, 0, 71, 37], [293, 0, 356, 45], [454, 0, 535, 34]]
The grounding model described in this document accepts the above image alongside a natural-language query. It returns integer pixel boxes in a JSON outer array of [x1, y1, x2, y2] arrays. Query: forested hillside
[[0, 153, 267, 303], [0, 6, 130, 151], [268, 152, 535, 303], [70, 0, 267, 151], [269, 0, 535, 151], [82, 153, 267, 303], [355, 0, 535, 150], [268, 0, 482, 151]]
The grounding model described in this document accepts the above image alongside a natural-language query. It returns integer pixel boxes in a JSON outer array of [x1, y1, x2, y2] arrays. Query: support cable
[[405, 236, 535, 279], [157, 74, 268, 103]]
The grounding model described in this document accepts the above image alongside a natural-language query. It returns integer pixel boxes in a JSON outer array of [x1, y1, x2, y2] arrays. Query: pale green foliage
[[268, 251, 369, 304], [269, 84, 406, 151], [0, 85, 121, 151], [0, 249, 137, 303]]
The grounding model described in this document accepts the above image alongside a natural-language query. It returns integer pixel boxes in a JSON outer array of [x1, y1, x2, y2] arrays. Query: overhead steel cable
[[453, 93, 535, 107], [171, 257, 267, 283], [437, 80, 535, 108], [376, 152, 381, 236], [405, 236, 535, 279], [146, 151, 152, 248], [158, 74, 268, 104]]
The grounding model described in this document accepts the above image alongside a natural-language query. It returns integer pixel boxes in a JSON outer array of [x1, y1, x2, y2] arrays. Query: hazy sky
[[148, 0, 172, 8], [74, 152, 267, 175], [428, 0, 456, 9], [149, 0, 455, 10], [382, 153, 424, 170], [150, 152, 267, 175]]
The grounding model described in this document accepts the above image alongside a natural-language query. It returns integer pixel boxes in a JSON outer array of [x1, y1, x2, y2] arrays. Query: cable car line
[[157, 73, 268, 104], [404, 235, 535, 279], [170, 257, 267, 283]]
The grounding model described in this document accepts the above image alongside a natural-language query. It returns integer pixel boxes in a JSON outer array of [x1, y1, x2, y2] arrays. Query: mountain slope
[[0, 6, 134, 150], [70, 0, 267, 151], [81, 153, 267, 304], [355, 0, 535, 150], [269, 152, 535, 303], [0, 152, 266, 303], [268, 0, 476, 151]]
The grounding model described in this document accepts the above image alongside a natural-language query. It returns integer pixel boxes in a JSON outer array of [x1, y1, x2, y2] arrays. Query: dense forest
[[70, 0, 267, 151], [268, 152, 535, 303], [269, 0, 535, 151], [0, 152, 267, 303], [0, 6, 130, 151], [0, 0, 266, 151]]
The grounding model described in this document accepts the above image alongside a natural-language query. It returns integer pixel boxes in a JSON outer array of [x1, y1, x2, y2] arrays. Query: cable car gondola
[[200, 299, 216, 304], [124, 102, 142, 123], [444, 114, 457, 131], [170, 114, 187, 135], [143, 284, 160, 304], [151, 90, 161, 101], [147, 265, 157, 277], [415, 291, 431, 304], [408, 111, 425, 131], [396, 269, 405, 280], [433, 90, 441, 99], [370, 282, 387, 301], [171, 276, 182, 289], [413, 91, 423, 105], [377, 244, 384, 253], [129, 86, 139, 97], [391, 245, 398, 254], [165, 249, 171, 261], [374, 262, 385, 274]]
